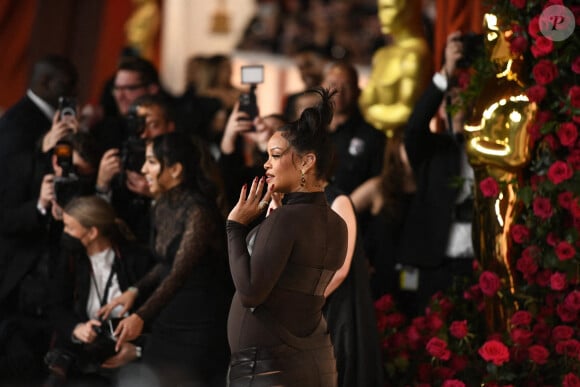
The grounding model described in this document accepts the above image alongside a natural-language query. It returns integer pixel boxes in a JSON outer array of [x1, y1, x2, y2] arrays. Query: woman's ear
[[301, 153, 317, 173], [87, 226, 99, 241], [169, 162, 184, 180]]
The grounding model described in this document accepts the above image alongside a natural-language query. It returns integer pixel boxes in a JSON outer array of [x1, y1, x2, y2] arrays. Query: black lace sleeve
[[135, 205, 213, 322]]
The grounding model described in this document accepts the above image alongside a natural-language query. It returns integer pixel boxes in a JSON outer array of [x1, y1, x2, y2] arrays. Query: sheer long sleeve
[[135, 204, 214, 322]]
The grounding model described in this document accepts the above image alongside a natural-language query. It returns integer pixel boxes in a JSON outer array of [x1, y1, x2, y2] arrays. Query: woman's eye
[[272, 154, 281, 159]]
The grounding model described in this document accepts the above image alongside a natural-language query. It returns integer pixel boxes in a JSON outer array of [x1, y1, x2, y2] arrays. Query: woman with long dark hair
[[99, 132, 232, 386]]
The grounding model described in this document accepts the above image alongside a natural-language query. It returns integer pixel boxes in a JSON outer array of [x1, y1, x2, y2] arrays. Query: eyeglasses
[[112, 83, 147, 93]]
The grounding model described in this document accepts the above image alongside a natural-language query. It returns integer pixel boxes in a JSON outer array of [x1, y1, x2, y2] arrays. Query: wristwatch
[[135, 345, 142, 359]]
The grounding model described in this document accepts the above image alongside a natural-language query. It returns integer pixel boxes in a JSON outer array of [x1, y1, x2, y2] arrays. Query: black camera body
[[122, 105, 146, 172], [54, 140, 80, 208], [238, 65, 264, 128], [45, 318, 120, 377], [456, 32, 485, 69]]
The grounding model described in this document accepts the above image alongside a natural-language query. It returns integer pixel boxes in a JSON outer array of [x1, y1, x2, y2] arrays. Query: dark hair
[[294, 44, 331, 60], [61, 132, 102, 172], [151, 132, 218, 205], [279, 87, 336, 180], [30, 55, 78, 87], [117, 56, 159, 86], [132, 94, 175, 123]]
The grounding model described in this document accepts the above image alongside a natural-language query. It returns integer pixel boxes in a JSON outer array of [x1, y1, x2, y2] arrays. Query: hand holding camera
[[96, 148, 123, 193], [42, 107, 79, 153], [72, 319, 103, 344]]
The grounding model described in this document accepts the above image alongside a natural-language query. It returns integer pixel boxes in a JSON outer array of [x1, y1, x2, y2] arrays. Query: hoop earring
[[300, 171, 306, 187]]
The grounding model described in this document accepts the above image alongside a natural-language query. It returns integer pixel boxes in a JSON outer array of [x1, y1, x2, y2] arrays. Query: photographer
[[398, 31, 476, 317], [95, 94, 176, 245], [45, 195, 153, 386]]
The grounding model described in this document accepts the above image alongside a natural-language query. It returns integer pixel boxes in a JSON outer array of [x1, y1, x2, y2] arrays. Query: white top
[[86, 248, 124, 320]]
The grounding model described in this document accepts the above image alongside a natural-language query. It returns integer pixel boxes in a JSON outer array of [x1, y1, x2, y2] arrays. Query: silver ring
[[258, 200, 269, 210]]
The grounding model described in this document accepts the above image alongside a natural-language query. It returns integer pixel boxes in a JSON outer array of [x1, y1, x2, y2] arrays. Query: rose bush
[[376, 1, 580, 386]]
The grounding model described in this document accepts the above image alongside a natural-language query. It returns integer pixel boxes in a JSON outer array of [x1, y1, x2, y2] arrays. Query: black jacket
[[399, 81, 463, 268]]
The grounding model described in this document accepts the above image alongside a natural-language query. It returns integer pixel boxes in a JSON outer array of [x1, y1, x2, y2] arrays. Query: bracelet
[[128, 286, 139, 295]]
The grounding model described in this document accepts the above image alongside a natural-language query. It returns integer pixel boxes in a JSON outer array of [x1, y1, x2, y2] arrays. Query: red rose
[[449, 354, 468, 372], [536, 269, 551, 287], [478, 340, 510, 366], [376, 314, 388, 331], [556, 339, 580, 356], [426, 337, 451, 360], [536, 110, 553, 123], [510, 310, 532, 326], [571, 198, 580, 219], [532, 59, 559, 85], [556, 304, 578, 323], [516, 255, 538, 277], [510, 327, 533, 346], [526, 85, 547, 103], [442, 380, 466, 387], [542, 133, 558, 151], [479, 271, 501, 296], [563, 373, 580, 387], [510, 0, 526, 8], [564, 290, 580, 312], [531, 36, 554, 58], [479, 176, 499, 198], [533, 321, 551, 344], [550, 271, 567, 290], [374, 294, 395, 312], [547, 161, 573, 184], [510, 224, 530, 243], [546, 232, 559, 246], [528, 344, 549, 364], [570, 86, 580, 108], [557, 122, 579, 147], [417, 363, 433, 382], [568, 150, 580, 170], [572, 56, 580, 74], [528, 16, 540, 38], [449, 320, 468, 339], [533, 197, 553, 219], [385, 312, 406, 328], [510, 35, 528, 55], [426, 313, 444, 332], [552, 325, 574, 341], [555, 241, 576, 261], [559, 191, 574, 209]]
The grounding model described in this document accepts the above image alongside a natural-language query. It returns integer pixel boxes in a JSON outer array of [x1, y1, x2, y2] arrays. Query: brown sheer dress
[[226, 192, 347, 387]]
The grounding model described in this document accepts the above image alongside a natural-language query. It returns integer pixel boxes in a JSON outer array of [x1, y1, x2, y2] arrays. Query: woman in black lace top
[[99, 132, 232, 386], [226, 88, 348, 386]]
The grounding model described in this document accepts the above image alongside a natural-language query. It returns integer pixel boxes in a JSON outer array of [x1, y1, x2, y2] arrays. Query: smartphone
[[58, 96, 77, 121]]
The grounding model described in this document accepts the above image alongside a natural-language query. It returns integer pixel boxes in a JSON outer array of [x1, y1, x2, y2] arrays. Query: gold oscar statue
[[125, 0, 161, 61], [359, 0, 431, 138], [464, 13, 537, 334]]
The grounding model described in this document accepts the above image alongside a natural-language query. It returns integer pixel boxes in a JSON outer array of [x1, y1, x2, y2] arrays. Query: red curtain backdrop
[[0, 0, 37, 110], [434, 0, 488, 71]]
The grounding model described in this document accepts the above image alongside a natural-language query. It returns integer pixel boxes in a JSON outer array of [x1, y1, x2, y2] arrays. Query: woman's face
[[62, 212, 90, 247], [141, 143, 178, 195], [264, 131, 301, 193]]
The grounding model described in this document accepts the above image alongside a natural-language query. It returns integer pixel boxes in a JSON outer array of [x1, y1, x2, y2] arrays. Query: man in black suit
[[398, 32, 475, 317], [0, 55, 78, 165]]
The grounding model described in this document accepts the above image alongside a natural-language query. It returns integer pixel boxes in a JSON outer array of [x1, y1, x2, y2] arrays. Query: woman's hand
[[228, 176, 273, 225], [98, 289, 138, 320], [101, 342, 139, 368], [113, 314, 144, 352], [72, 319, 102, 343]]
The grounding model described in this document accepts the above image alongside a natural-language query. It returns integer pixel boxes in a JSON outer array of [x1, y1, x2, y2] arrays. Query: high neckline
[[283, 191, 327, 206]]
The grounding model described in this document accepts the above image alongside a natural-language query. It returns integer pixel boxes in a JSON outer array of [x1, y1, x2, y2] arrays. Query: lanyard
[[89, 261, 116, 308]]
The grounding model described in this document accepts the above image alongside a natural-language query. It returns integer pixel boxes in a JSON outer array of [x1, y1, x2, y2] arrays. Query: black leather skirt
[[228, 343, 337, 387]]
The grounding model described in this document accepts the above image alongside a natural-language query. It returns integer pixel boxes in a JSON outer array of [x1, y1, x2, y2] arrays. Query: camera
[[53, 140, 94, 207], [238, 65, 264, 128], [122, 105, 146, 172], [45, 318, 120, 377], [456, 32, 485, 69], [58, 96, 76, 121], [54, 140, 79, 208]]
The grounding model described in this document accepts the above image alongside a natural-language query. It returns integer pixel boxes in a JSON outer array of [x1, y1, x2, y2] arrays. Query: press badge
[[399, 267, 419, 291]]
